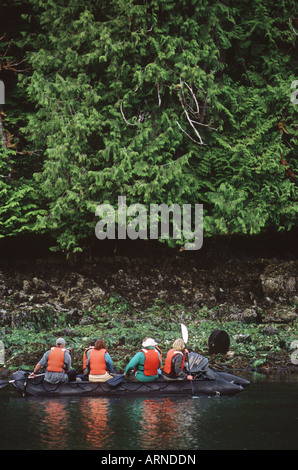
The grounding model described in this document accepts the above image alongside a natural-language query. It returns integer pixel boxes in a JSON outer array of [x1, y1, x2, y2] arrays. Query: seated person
[[125, 338, 161, 382], [162, 339, 193, 381], [87, 339, 114, 382], [29, 337, 73, 384]]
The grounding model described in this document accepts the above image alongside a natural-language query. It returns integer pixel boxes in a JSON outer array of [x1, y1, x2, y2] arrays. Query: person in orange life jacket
[[162, 338, 193, 381], [29, 337, 72, 384], [87, 339, 114, 382], [125, 338, 162, 382], [144, 337, 163, 373]]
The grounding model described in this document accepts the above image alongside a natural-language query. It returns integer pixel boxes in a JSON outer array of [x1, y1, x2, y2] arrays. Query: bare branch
[[182, 80, 200, 117], [179, 93, 204, 145], [176, 79, 217, 141], [120, 101, 138, 126], [2, 39, 13, 59], [190, 119, 218, 131], [175, 120, 205, 145], [157, 83, 161, 107]]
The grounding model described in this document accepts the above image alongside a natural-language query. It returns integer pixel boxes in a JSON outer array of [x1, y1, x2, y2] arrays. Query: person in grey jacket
[[29, 337, 72, 384]]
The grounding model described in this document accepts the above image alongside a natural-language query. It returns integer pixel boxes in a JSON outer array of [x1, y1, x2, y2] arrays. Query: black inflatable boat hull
[[11, 370, 249, 398]]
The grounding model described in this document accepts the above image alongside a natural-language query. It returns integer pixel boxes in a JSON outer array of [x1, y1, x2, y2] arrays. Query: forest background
[[0, 0, 297, 374]]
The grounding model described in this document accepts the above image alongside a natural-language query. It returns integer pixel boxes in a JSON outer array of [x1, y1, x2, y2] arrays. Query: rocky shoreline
[[0, 243, 297, 378], [0, 256, 297, 322]]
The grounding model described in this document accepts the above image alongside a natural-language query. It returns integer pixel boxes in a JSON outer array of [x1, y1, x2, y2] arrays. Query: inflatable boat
[[10, 369, 249, 397], [10, 352, 250, 398]]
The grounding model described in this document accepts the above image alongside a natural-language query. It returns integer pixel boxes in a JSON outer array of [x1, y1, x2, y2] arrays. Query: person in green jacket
[[125, 338, 162, 382]]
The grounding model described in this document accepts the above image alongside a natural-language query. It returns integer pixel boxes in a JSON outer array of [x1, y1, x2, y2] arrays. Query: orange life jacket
[[163, 349, 185, 375], [83, 346, 94, 370], [47, 347, 66, 373], [141, 348, 160, 376], [89, 348, 107, 375]]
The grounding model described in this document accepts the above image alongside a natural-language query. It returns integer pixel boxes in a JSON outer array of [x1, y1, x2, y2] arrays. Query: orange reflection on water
[[139, 398, 180, 449], [79, 398, 113, 449], [35, 400, 68, 450]]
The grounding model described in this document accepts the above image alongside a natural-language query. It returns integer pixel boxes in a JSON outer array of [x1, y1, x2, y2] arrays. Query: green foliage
[[0, 0, 297, 251], [1, 295, 296, 371], [0, 147, 45, 237]]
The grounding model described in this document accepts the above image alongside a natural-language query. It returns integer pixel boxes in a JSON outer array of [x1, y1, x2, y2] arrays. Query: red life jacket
[[163, 349, 185, 375], [47, 347, 66, 373], [141, 348, 160, 376], [83, 346, 93, 370], [89, 349, 107, 375]]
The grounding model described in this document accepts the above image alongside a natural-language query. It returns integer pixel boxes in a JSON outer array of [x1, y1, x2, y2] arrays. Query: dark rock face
[[0, 255, 296, 328], [260, 261, 297, 301]]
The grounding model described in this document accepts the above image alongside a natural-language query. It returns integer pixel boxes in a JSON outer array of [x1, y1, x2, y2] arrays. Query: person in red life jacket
[[162, 338, 193, 381], [87, 339, 114, 382], [125, 338, 162, 382], [29, 337, 72, 384]]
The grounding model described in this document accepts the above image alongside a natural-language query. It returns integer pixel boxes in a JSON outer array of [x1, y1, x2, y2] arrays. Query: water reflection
[[137, 398, 206, 449], [20, 395, 213, 450], [37, 401, 68, 450], [1, 375, 297, 450], [140, 399, 178, 449], [16, 398, 208, 450], [79, 399, 113, 448]]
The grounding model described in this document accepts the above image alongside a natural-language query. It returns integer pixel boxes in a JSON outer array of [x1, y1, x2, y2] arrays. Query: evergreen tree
[[0, 0, 45, 240], [1, 0, 297, 252]]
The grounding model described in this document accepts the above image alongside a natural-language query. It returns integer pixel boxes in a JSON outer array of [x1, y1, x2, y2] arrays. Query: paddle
[[107, 374, 125, 387], [181, 323, 189, 347], [180, 323, 195, 394], [0, 373, 45, 390]]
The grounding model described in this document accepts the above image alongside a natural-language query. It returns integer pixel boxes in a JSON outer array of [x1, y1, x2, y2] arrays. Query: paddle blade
[[180, 323, 188, 344], [107, 374, 125, 387]]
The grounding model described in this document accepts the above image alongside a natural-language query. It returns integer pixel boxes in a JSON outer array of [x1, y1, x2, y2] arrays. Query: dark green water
[[0, 373, 297, 451]]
